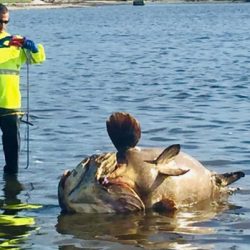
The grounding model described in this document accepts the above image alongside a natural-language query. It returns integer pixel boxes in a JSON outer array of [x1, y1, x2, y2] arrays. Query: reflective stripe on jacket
[[0, 32, 46, 109]]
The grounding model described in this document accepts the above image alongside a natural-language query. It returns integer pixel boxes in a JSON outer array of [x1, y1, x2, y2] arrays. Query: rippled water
[[0, 2, 250, 249]]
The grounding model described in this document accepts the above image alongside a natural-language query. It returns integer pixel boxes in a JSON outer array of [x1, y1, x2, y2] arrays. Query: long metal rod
[[23, 49, 30, 169], [26, 57, 30, 169]]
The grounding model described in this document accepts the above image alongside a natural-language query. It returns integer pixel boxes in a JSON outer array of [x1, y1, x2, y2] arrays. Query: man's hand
[[22, 39, 38, 53], [9, 36, 24, 47]]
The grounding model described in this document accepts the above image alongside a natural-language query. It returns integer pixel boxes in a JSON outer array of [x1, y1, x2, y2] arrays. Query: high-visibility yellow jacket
[[0, 31, 46, 109]]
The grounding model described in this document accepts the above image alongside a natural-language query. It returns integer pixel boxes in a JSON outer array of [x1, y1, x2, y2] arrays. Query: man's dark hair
[[0, 4, 8, 15]]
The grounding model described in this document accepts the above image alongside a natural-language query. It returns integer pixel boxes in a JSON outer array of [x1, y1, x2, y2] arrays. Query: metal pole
[[23, 49, 30, 169]]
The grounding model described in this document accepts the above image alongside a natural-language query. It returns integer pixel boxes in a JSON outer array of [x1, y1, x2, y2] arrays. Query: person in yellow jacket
[[0, 4, 46, 174]]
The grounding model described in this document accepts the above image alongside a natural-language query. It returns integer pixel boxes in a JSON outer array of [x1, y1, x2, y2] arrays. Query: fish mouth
[[59, 157, 93, 193], [59, 170, 71, 190], [58, 170, 72, 212], [58, 158, 95, 212]]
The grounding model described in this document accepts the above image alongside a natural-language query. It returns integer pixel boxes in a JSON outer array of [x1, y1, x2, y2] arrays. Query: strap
[[0, 69, 20, 75], [0, 36, 12, 48], [0, 111, 24, 118]]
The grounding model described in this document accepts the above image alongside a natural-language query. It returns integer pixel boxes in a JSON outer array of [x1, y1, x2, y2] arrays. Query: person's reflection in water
[[0, 174, 36, 248], [2, 173, 23, 215]]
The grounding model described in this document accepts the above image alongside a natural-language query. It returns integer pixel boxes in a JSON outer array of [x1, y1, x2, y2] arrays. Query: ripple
[[5, 3, 250, 250]]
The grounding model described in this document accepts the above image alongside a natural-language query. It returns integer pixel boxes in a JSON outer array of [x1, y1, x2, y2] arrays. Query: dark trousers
[[0, 109, 20, 174]]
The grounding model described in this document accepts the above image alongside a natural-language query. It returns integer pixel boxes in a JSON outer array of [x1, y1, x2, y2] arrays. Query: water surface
[[0, 2, 250, 249]]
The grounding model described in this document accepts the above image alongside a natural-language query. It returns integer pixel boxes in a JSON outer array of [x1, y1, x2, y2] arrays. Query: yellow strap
[[0, 111, 24, 118]]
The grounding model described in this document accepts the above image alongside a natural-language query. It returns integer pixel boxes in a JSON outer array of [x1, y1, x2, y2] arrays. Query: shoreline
[[7, 0, 131, 9], [7, 0, 248, 10]]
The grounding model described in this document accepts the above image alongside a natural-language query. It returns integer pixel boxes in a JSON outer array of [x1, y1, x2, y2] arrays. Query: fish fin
[[106, 112, 141, 152], [146, 144, 181, 165], [152, 199, 177, 212], [215, 171, 245, 187], [150, 169, 189, 192], [157, 167, 190, 176], [156, 144, 181, 164], [103, 181, 145, 213]]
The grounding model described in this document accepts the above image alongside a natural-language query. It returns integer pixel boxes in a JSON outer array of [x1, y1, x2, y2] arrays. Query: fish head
[[58, 153, 145, 214], [58, 155, 104, 213]]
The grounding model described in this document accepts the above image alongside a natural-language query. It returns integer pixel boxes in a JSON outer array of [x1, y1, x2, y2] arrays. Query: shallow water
[[0, 2, 250, 249]]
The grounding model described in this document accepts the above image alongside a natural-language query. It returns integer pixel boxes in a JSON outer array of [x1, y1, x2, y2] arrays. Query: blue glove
[[22, 39, 38, 53]]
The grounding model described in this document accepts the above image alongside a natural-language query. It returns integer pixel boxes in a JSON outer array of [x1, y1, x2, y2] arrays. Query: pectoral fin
[[157, 167, 189, 176], [153, 199, 177, 212], [145, 144, 188, 178], [145, 144, 181, 165], [150, 168, 189, 192]]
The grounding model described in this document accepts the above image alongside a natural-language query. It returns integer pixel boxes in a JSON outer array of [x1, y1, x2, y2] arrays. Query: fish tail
[[106, 112, 141, 152]]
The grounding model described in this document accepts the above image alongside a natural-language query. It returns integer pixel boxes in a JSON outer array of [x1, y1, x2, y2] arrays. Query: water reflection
[[56, 201, 236, 249], [0, 174, 37, 249], [2, 175, 23, 215]]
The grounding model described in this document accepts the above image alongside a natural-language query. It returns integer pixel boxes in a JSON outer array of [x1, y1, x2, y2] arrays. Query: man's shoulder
[[0, 31, 11, 39]]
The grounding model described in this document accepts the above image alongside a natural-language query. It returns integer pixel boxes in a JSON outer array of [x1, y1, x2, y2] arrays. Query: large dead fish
[[58, 112, 244, 213]]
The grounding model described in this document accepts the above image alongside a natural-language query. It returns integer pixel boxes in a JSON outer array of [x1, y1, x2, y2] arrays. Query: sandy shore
[[8, 0, 131, 9]]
